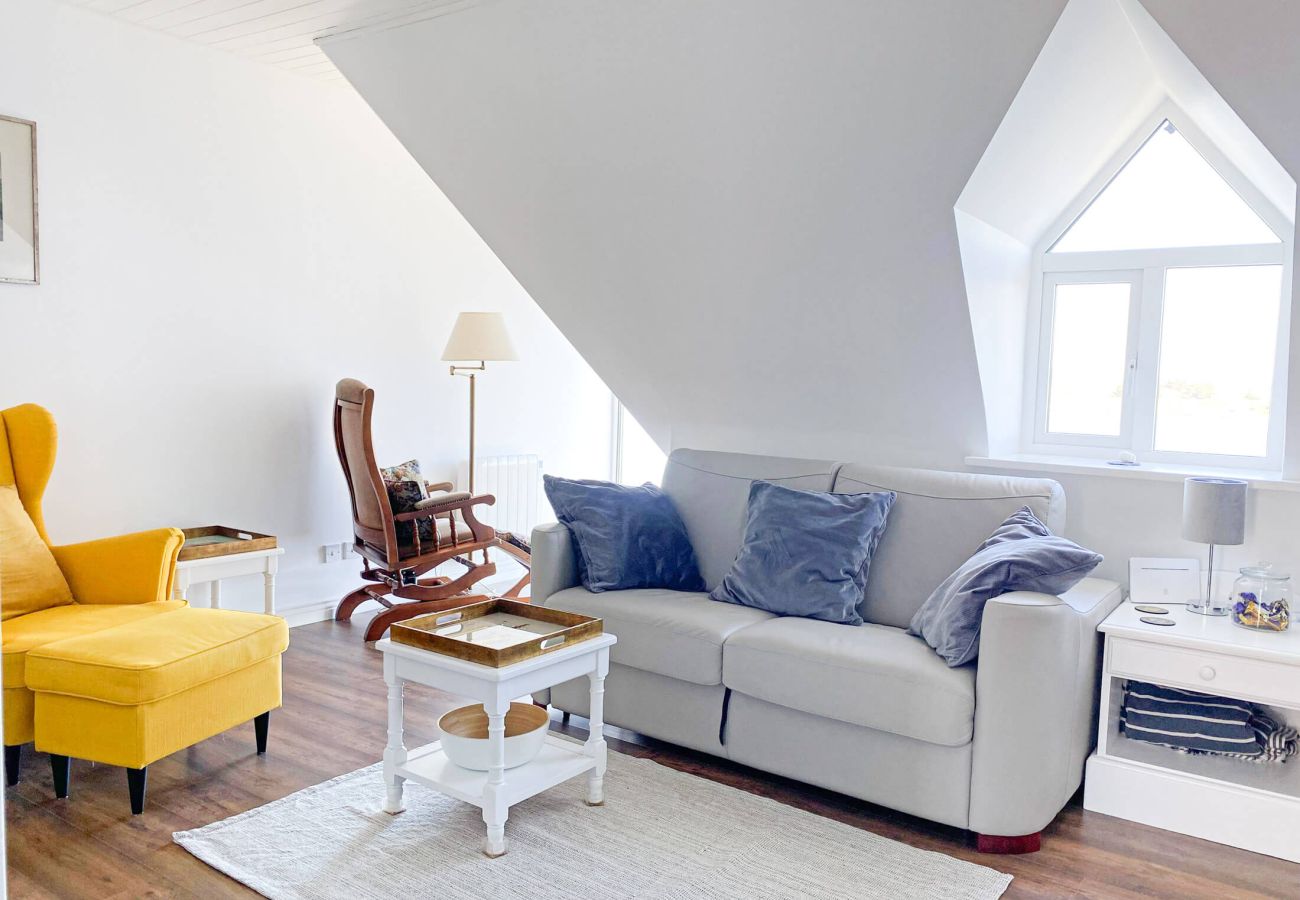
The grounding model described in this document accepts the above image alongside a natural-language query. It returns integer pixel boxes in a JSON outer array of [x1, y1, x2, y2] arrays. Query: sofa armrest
[[529, 522, 579, 607], [51, 527, 185, 605], [968, 576, 1122, 837]]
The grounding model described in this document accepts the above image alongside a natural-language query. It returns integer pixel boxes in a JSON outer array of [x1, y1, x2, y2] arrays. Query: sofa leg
[[976, 832, 1042, 854], [5, 745, 20, 786], [127, 767, 147, 815], [50, 755, 70, 799], [254, 711, 270, 754]]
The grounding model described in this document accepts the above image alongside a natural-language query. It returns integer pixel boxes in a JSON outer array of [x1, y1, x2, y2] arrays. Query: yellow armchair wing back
[[0, 404, 184, 606]]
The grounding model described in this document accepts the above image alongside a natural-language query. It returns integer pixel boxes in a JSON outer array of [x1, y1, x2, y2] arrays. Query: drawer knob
[[1199, 665, 1216, 681]]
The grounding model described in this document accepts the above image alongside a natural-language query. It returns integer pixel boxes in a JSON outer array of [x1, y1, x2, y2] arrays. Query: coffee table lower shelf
[[398, 734, 596, 809]]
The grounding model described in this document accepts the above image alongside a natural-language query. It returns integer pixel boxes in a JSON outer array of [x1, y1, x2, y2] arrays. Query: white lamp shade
[[1181, 477, 1246, 546], [441, 312, 519, 362]]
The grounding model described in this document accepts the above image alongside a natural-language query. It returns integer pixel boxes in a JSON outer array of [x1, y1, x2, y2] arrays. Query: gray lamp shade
[[1181, 477, 1246, 546]]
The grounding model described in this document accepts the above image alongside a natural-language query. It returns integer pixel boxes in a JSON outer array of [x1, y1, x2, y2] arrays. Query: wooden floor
[[6, 614, 1299, 899]]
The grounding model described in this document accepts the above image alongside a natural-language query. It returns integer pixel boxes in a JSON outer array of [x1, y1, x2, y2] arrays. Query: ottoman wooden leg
[[255, 711, 270, 754], [127, 767, 147, 815], [5, 745, 20, 786], [50, 755, 70, 799]]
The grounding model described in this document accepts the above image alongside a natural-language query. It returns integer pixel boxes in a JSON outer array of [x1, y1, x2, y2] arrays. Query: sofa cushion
[[711, 481, 895, 625], [543, 476, 704, 593], [722, 617, 976, 747], [545, 586, 773, 686], [832, 464, 1065, 629], [0, 484, 74, 621], [2, 600, 186, 689], [909, 507, 1102, 667], [661, 449, 838, 590], [26, 608, 288, 705]]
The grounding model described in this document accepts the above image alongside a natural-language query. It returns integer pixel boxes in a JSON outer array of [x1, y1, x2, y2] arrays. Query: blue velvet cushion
[[543, 475, 704, 593], [908, 507, 1102, 667], [710, 481, 896, 625]]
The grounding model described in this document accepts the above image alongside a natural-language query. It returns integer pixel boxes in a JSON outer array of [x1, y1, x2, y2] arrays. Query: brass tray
[[391, 597, 603, 668], [179, 526, 278, 561]]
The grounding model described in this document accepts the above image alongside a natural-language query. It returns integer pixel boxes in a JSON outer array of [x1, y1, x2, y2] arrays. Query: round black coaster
[[1139, 615, 1176, 627]]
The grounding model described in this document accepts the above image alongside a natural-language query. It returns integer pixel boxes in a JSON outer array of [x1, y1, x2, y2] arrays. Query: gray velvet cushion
[[710, 481, 896, 625], [909, 507, 1102, 667], [543, 475, 705, 593]]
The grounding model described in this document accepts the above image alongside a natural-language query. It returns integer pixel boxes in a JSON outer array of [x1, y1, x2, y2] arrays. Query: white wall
[[0, 0, 613, 619]]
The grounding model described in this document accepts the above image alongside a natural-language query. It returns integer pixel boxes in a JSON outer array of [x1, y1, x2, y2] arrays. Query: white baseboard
[[280, 600, 339, 628]]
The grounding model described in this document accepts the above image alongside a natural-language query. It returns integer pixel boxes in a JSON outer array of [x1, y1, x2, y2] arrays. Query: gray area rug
[[175, 746, 1012, 899]]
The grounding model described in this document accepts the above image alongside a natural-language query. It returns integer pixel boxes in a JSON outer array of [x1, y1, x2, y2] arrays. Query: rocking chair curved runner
[[333, 379, 529, 641]]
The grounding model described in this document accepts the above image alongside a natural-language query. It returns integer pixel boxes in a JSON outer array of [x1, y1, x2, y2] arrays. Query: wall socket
[[341, 543, 356, 560], [322, 544, 342, 564]]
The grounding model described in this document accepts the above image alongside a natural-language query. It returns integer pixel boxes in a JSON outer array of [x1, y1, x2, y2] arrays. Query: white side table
[[174, 547, 284, 616], [376, 632, 616, 857], [1084, 601, 1300, 862]]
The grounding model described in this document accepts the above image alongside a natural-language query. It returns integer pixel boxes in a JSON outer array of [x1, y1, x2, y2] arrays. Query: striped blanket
[[1120, 681, 1299, 762]]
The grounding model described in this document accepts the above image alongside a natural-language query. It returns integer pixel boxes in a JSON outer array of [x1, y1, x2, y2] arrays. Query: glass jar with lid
[[1231, 564, 1291, 632]]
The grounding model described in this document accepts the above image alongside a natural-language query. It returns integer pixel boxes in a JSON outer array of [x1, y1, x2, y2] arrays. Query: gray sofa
[[531, 449, 1121, 846]]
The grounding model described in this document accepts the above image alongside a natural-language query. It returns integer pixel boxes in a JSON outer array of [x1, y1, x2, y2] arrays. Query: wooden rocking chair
[[333, 379, 531, 642]]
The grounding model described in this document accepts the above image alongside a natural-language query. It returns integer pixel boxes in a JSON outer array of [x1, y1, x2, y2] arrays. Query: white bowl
[[438, 702, 549, 771]]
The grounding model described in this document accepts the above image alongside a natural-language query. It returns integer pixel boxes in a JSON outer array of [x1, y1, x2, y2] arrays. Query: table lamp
[[442, 312, 518, 494], [1182, 476, 1247, 616]]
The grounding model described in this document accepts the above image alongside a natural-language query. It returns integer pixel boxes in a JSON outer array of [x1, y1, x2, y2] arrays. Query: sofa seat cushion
[[26, 607, 288, 705], [546, 587, 773, 686], [722, 617, 976, 747], [2, 600, 186, 689]]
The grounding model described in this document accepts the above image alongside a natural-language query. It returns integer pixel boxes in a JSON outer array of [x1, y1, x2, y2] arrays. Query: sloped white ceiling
[[322, 0, 1068, 466]]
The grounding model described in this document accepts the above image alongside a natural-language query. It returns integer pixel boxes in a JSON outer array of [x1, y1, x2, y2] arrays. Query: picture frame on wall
[[0, 114, 39, 285]]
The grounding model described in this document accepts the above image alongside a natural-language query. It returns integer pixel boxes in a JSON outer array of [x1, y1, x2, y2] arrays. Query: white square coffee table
[[375, 632, 616, 857]]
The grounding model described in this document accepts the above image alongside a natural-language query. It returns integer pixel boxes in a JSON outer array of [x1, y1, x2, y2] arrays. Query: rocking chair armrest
[[392, 493, 496, 521], [425, 480, 455, 494], [392, 493, 497, 544]]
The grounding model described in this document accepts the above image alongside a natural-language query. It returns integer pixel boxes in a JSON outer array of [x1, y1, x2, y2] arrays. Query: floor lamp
[[442, 312, 518, 495]]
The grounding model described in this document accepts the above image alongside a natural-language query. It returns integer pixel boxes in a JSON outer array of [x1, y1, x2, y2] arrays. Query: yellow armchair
[[1, 403, 186, 776]]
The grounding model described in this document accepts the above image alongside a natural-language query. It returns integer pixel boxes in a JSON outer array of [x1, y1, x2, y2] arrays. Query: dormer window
[[1029, 115, 1292, 468]]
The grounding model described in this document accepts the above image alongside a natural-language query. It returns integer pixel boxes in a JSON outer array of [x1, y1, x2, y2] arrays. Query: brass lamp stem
[[449, 362, 486, 495]]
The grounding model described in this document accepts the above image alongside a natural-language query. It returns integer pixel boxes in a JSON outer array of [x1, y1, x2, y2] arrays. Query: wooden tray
[[179, 526, 278, 561], [391, 597, 603, 668]]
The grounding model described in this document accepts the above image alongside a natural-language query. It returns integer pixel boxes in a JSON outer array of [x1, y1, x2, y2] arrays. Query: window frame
[[1022, 104, 1294, 472]]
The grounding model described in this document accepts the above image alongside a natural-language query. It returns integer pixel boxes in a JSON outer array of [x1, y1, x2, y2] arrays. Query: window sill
[[965, 454, 1300, 493]]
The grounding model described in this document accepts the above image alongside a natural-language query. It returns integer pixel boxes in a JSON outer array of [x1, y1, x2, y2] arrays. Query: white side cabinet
[[1084, 602, 1300, 863]]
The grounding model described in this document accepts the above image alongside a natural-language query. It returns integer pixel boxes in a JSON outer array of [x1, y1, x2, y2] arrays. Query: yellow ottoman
[[26, 607, 289, 814]]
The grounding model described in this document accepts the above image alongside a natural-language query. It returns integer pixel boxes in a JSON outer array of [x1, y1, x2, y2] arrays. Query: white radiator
[[473, 454, 544, 537]]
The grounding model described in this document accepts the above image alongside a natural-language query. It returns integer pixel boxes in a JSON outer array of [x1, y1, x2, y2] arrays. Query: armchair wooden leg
[[50, 755, 70, 799], [336, 585, 383, 622], [255, 712, 270, 754], [127, 767, 148, 815], [5, 744, 20, 786]]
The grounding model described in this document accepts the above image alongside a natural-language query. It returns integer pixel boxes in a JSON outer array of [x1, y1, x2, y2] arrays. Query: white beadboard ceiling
[[65, 0, 475, 83]]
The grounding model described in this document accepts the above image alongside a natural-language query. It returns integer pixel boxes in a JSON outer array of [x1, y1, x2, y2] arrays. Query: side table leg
[[210, 579, 222, 610], [175, 569, 190, 602], [382, 657, 407, 814], [584, 648, 609, 806], [264, 557, 278, 616], [482, 696, 511, 857]]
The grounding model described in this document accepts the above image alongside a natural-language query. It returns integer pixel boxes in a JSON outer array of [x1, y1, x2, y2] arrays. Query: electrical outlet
[[341, 542, 356, 560], [322, 544, 342, 564]]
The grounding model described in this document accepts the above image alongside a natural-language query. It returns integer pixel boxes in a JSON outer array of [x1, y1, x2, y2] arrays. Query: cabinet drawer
[[1110, 638, 1300, 707]]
